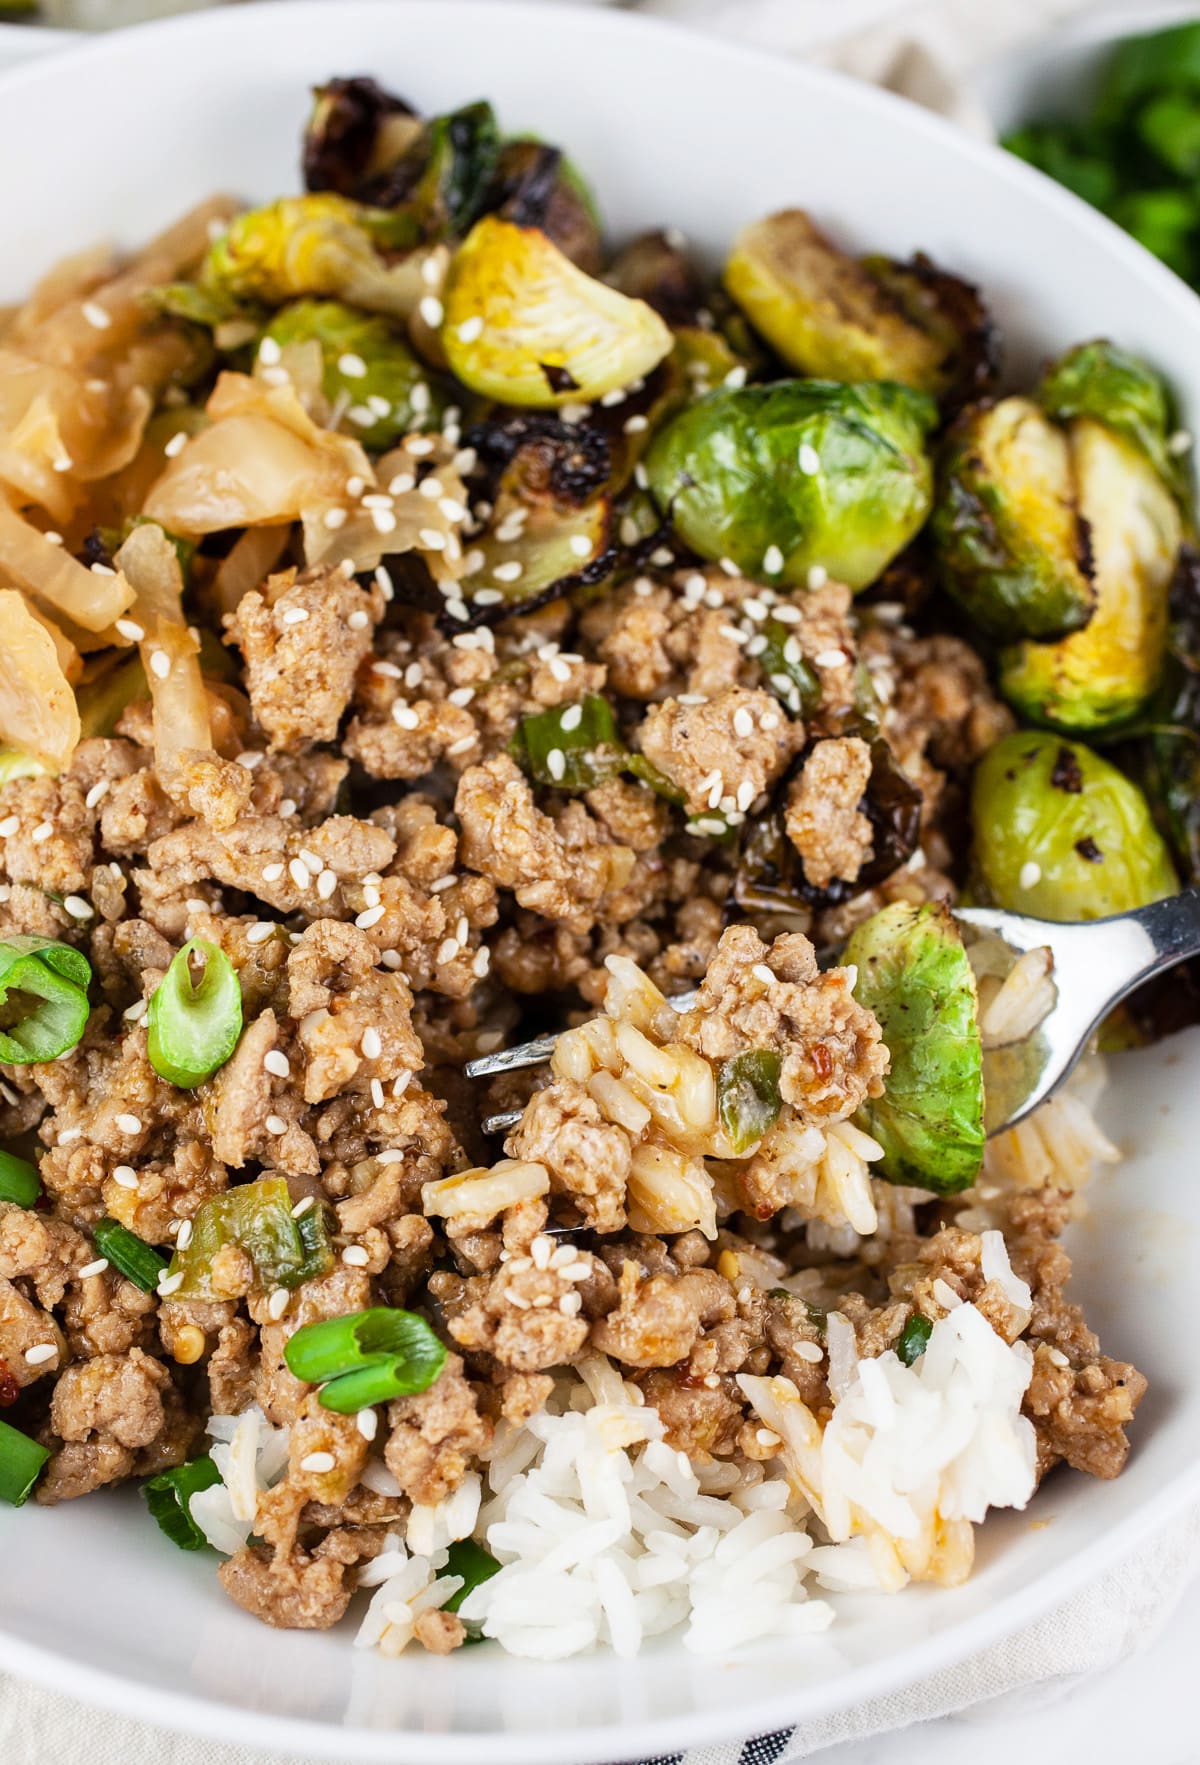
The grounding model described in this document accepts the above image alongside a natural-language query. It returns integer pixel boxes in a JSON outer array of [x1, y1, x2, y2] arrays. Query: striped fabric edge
[[627, 1724, 797, 1765]]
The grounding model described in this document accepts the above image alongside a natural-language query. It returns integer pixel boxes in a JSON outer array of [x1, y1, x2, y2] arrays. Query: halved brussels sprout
[[363, 101, 501, 240], [1036, 338, 1190, 504], [606, 229, 706, 327], [1141, 548, 1200, 881], [724, 211, 945, 391], [845, 900, 985, 1196], [645, 379, 935, 590], [260, 299, 447, 448], [971, 731, 1178, 920], [459, 496, 612, 621], [932, 397, 1095, 643], [303, 76, 420, 198], [861, 253, 1000, 412], [441, 216, 673, 408], [1000, 418, 1182, 730], [488, 139, 602, 274], [199, 195, 422, 319]]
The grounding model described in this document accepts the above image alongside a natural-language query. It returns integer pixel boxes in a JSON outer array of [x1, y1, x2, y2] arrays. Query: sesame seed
[[472, 946, 490, 978], [1019, 860, 1042, 890], [63, 895, 93, 920], [404, 662, 423, 690], [25, 1343, 58, 1366], [798, 444, 821, 475], [301, 1450, 336, 1474], [259, 863, 284, 883], [392, 704, 420, 731], [158, 1271, 184, 1297], [623, 413, 649, 434], [323, 507, 348, 531], [437, 937, 460, 966], [373, 660, 403, 679], [793, 1339, 824, 1363], [361, 1028, 382, 1061], [814, 648, 847, 668], [546, 747, 566, 782], [457, 316, 484, 342], [338, 353, 368, 378], [43, 531, 64, 546], [287, 858, 309, 891], [418, 527, 446, 551], [53, 454, 74, 473], [264, 1050, 290, 1079], [755, 1427, 782, 1450], [84, 781, 111, 810], [356, 905, 386, 929], [732, 708, 754, 738], [263, 1287, 289, 1322], [762, 545, 784, 575], [31, 820, 54, 843], [149, 651, 171, 680], [807, 564, 829, 589], [548, 657, 571, 683], [773, 603, 801, 624], [356, 1408, 379, 1441], [472, 588, 503, 606], [752, 963, 775, 986], [265, 1114, 287, 1135], [123, 999, 148, 1023], [246, 922, 276, 945], [315, 869, 338, 902], [372, 508, 398, 535], [342, 1242, 370, 1269], [1168, 428, 1194, 456], [736, 780, 756, 812], [406, 433, 435, 456], [374, 565, 394, 602], [724, 365, 748, 389], [90, 562, 115, 578], [281, 606, 310, 626], [114, 1115, 142, 1135], [0, 816, 18, 838], [258, 337, 282, 366], [173, 1219, 193, 1252], [78, 1258, 109, 1280], [447, 686, 475, 708], [82, 300, 111, 330], [419, 295, 444, 328]]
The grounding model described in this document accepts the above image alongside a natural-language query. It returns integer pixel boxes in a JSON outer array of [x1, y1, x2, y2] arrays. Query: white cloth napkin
[[2, 2, 1194, 1760]]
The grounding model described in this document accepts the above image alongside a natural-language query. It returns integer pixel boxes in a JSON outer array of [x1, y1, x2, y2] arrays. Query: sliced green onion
[[896, 1312, 933, 1366], [284, 1307, 448, 1414], [0, 1148, 40, 1208], [147, 938, 243, 1089], [717, 1050, 783, 1155], [0, 1416, 50, 1506], [760, 618, 821, 720], [93, 1218, 169, 1293], [0, 936, 92, 1065], [444, 1537, 500, 1641], [511, 695, 685, 806], [142, 1455, 221, 1551]]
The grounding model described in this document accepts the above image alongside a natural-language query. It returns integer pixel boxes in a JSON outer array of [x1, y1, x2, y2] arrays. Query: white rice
[[189, 1406, 291, 1554]]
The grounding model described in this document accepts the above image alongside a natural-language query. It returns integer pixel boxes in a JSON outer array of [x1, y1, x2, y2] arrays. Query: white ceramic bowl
[[2, 6, 1200, 1758]]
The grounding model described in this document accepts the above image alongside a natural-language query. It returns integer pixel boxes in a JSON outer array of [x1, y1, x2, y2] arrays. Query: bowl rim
[[3, 3, 1200, 1758]]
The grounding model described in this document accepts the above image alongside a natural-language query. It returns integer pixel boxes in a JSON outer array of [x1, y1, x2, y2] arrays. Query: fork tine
[[464, 1030, 560, 1080], [482, 1107, 522, 1136]]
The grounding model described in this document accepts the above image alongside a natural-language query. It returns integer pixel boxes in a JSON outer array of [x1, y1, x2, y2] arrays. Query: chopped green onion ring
[[147, 938, 243, 1090], [896, 1312, 933, 1366], [0, 1416, 51, 1506], [0, 1147, 40, 1207], [0, 936, 91, 1065], [143, 1455, 221, 1551], [444, 1537, 501, 1640], [92, 1218, 169, 1293], [284, 1307, 448, 1414]]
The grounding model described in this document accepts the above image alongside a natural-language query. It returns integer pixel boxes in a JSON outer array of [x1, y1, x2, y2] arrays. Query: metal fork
[[466, 890, 1200, 1138]]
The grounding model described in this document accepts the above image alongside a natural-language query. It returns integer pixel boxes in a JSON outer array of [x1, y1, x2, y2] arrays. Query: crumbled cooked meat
[[226, 564, 383, 753], [0, 1277, 63, 1388], [678, 924, 888, 1121], [636, 687, 797, 816], [590, 1260, 735, 1369], [505, 1081, 631, 1235], [147, 812, 397, 918], [384, 1352, 492, 1506], [785, 737, 874, 889], [37, 1346, 191, 1502], [638, 1368, 744, 1457], [218, 1543, 357, 1630], [287, 920, 425, 1104], [1023, 1342, 1147, 1480], [447, 1238, 593, 1372]]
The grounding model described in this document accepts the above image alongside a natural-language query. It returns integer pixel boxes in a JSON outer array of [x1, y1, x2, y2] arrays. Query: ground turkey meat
[[505, 1080, 631, 1235], [636, 687, 797, 817], [785, 737, 874, 890], [38, 1346, 191, 1502], [383, 1352, 492, 1506], [219, 1541, 359, 1630], [678, 925, 888, 1121], [226, 564, 383, 753], [591, 1260, 735, 1369]]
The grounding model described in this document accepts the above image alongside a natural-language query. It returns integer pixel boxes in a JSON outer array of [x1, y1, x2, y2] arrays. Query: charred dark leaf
[[541, 363, 581, 395], [370, 552, 446, 615], [362, 101, 501, 239], [303, 76, 418, 197], [487, 139, 603, 274], [605, 229, 707, 328], [862, 252, 1001, 415]]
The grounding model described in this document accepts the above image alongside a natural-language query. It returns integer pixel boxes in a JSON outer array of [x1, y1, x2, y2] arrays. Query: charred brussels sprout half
[[198, 195, 421, 319], [360, 100, 501, 240], [606, 229, 707, 327], [303, 76, 420, 198], [442, 216, 673, 408], [845, 901, 985, 1196], [999, 419, 1183, 730], [724, 211, 997, 405], [932, 397, 1096, 643], [487, 139, 603, 274], [259, 300, 448, 447], [971, 732, 1178, 920], [645, 379, 936, 591], [1141, 548, 1200, 882]]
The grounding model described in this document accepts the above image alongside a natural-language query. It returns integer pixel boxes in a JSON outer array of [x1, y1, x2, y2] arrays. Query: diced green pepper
[[166, 1176, 333, 1299], [717, 1051, 783, 1155]]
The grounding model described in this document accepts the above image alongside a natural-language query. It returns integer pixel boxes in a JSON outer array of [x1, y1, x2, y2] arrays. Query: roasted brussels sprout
[[861, 252, 1000, 412], [487, 139, 602, 274], [303, 76, 420, 198], [724, 211, 944, 389], [442, 216, 673, 407], [645, 379, 935, 590], [845, 901, 985, 1196], [259, 299, 447, 447], [1141, 547, 1200, 881], [999, 418, 1183, 729], [932, 397, 1095, 643], [971, 731, 1178, 920], [605, 229, 707, 328], [199, 195, 421, 319], [362, 101, 501, 240], [1035, 338, 1190, 503]]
